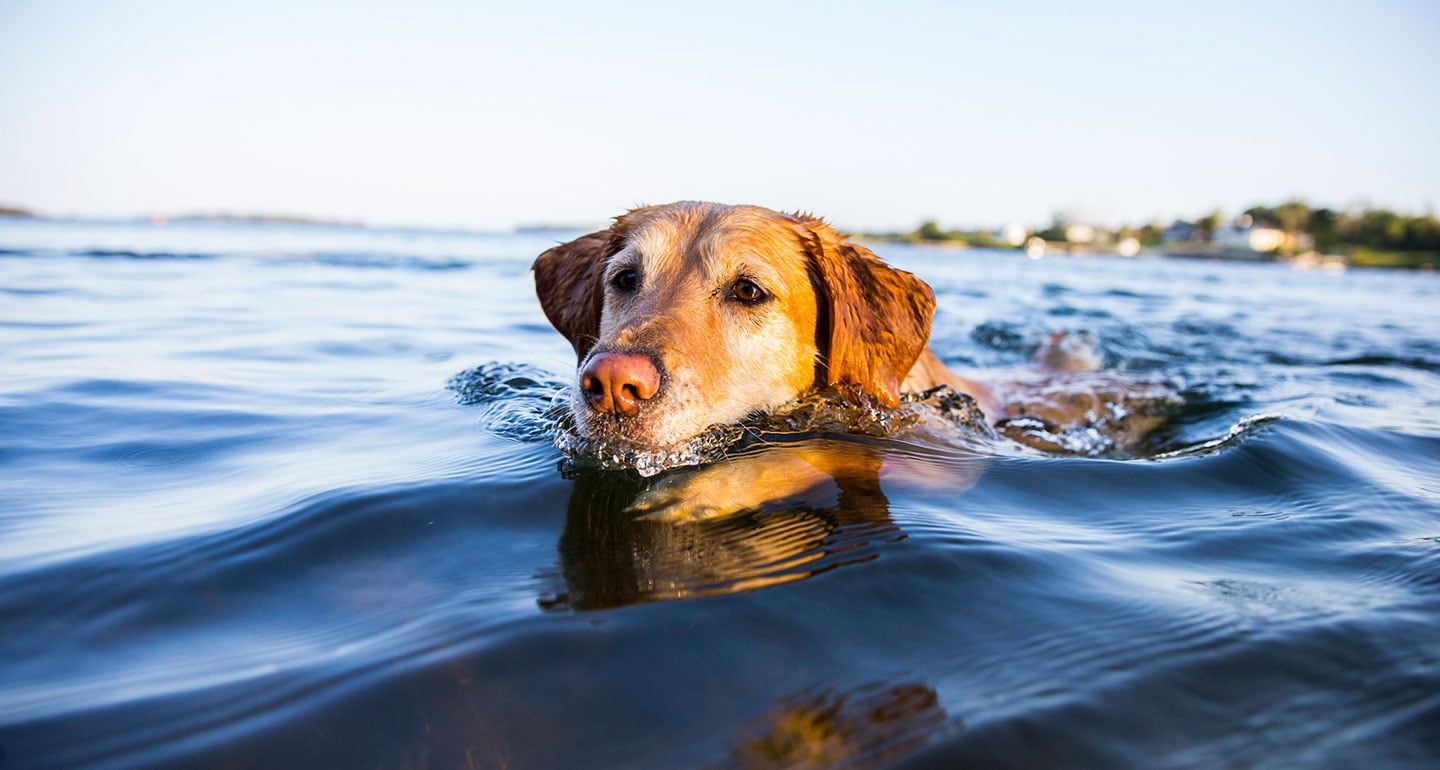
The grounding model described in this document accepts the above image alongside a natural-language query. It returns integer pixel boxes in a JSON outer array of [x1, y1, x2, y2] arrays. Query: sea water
[[1, 217, 1437, 768]]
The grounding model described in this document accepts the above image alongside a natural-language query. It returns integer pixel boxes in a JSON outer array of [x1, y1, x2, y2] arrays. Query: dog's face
[[534, 202, 935, 450]]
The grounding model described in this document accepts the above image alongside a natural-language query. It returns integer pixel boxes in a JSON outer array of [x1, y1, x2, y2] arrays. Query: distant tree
[[1138, 222, 1163, 246], [968, 229, 998, 248], [1308, 207, 1339, 252], [1356, 209, 1405, 248], [916, 220, 945, 241], [1405, 213, 1440, 252], [1035, 212, 1069, 242], [1273, 200, 1312, 234], [1195, 209, 1224, 238], [1239, 206, 1270, 228]]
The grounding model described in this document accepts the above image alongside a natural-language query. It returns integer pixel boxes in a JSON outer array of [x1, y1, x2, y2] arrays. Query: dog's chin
[[561, 403, 750, 477], [572, 406, 711, 453]]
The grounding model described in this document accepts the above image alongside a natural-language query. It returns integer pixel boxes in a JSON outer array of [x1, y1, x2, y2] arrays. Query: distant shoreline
[[0, 207, 597, 239], [0, 207, 356, 227], [3, 204, 1435, 270], [166, 213, 365, 227]]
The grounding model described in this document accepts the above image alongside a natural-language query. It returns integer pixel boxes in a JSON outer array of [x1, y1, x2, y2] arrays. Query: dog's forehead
[[620, 204, 807, 278]]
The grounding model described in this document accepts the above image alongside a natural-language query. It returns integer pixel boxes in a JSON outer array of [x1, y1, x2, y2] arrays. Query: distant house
[[996, 222, 1028, 247], [1064, 223, 1096, 244], [1162, 220, 1198, 243], [1212, 214, 1285, 253]]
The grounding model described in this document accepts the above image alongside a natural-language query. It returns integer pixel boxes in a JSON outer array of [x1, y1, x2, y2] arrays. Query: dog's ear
[[801, 226, 936, 407], [533, 229, 621, 360]]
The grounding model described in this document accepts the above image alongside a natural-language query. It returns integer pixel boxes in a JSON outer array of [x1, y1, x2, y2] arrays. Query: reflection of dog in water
[[543, 440, 912, 611], [726, 678, 958, 770], [534, 201, 1172, 519]]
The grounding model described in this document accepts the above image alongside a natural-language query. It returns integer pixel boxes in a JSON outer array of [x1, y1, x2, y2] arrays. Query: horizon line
[[2, 196, 1436, 235]]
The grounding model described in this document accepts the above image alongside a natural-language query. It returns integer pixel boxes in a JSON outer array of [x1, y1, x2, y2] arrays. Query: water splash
[[1152, 413, 1284, 460], [451, 362, 1213, 471], [554, 384, 998, 477], [446, 363, 568, 443], [553, 413, 747, 478], [997, 416, 1118, 456], [992, 375, 1185, 458], [446, 362, 739, 472]]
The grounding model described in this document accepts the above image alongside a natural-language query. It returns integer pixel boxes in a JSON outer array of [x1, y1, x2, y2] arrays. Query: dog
[[532, 202, 1169, 519], [533, 201, 1007, 448]]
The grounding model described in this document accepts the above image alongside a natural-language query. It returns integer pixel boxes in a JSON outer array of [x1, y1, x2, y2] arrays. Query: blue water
[[1, 217, 1437, 769]]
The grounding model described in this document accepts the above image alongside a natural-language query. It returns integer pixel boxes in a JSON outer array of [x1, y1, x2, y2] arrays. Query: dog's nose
[[580, 352, 660, 416]]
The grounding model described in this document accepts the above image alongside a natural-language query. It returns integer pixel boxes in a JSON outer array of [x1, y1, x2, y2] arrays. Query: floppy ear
[[801, 227, 936, 407], [532, 229, 620, 360]]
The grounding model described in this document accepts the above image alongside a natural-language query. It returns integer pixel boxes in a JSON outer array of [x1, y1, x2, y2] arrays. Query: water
[[1, 217, 1437, 769]]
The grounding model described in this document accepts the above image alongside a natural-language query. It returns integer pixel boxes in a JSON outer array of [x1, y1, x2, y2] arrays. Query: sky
[[1, 0, 1438, 232]]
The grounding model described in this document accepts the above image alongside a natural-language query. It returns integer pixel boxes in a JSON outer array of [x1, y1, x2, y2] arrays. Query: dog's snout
[[580, 352, 661, 416]]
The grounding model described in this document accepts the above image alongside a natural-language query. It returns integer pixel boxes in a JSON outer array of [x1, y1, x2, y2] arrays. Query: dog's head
[[533, 202, 935, 449]]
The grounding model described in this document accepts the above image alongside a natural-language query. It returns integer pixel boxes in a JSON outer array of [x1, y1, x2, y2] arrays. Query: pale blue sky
[[2, 1, 1437, 231]]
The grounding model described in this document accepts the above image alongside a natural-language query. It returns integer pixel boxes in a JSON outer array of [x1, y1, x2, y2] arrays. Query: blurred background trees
[[883, 200, 1438, 268]]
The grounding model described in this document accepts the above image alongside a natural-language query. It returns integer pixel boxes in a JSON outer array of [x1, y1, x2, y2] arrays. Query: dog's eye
[[731, 278, 766, 304], [610, 269, 639, 293]]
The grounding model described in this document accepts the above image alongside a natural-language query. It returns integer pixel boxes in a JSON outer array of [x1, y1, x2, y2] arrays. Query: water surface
[[1, 218, 1437, 768]]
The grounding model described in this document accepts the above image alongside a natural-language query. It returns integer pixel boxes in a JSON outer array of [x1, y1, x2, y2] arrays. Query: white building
[[1064, 223, 1096, 244], [1213, 214, 1285, 253], [997, 222, 1028, 247]]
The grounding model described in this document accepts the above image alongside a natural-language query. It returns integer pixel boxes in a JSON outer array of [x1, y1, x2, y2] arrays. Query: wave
[[1151, 412, 1284, 459], [0, 245, 478, 271], [302, 251, 473, 271], [76, 248, 220, 261]]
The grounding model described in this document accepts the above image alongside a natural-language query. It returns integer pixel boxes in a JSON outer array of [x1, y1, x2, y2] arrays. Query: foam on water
[[449, 362, 1258, 474], [450, 363, 999, 477], [553, 384, 999, 477], [447, 362, 569, 443], [985, 371, 1187, 457], [1152, 412, 1286, 459]]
